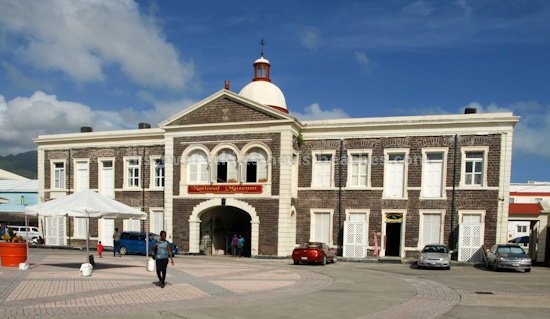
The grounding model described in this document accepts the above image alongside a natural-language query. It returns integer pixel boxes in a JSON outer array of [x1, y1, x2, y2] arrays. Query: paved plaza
[[1, 249, 549, 319]]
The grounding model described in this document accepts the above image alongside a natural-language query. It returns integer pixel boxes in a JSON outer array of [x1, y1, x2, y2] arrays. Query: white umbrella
[[25, 190, 147, 266]]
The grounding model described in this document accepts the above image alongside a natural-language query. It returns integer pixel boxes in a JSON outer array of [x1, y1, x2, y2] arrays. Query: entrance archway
[[199, 206, 251, 256], [189, 198, 260, 256]]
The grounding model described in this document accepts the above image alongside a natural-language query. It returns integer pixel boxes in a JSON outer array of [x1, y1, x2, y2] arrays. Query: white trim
[[381, 209, 407, 257], [309, 208, 334, 245], [181, 139, 272, 144], [420, 148, 448, 200], [211, 143, 242, 183], [123, 156, 141, 189], [382, 149, 409, 199], [50, 159, 67, 190], [460, 146, 489, 188], [241, 142, 272, 184], [346, 149, 373, 188], [311, 150, 337, 188], [458, 209, 486, 224], [418, 209, 446, 249]]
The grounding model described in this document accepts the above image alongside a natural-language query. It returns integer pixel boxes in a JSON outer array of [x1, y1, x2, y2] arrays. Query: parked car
[[292, 242, 337, 266], [8, 225, 41, 243], [486, 244, 531, 272], [417, 244, 452, 270], [119, 231, 178, 256]]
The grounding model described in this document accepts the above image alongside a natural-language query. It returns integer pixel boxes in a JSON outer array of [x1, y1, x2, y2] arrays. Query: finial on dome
[[259, 38, 266, 57]]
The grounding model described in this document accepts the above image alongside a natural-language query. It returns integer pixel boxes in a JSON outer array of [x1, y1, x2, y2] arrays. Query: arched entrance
[[189, 198, 260, 256], [199, 206, 251, 256]]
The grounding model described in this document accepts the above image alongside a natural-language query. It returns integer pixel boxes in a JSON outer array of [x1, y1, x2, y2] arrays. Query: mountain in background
[[0, 150, 38, 179]]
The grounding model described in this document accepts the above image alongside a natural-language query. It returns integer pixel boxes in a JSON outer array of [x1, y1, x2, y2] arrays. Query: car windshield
[[298, 243, 322, 249], [497, 246, 525, 254], [149, 234, 160, 241], [422, 245, 449, 253]]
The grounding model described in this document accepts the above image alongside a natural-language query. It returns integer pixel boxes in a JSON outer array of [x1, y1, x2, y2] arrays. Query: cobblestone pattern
[[456, 289, 550, 297], [0, 256, 333, 318], [361, 277, 461, 319]]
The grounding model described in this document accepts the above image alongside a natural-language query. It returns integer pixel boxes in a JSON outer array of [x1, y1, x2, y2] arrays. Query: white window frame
[[345, 208, 370, 223], [149, 156, 165, 189], [311, 150, 336, 189], [346, 149, 372, 188], [419, 210, 446, 248], [458, 210, 486, 224], [98, 157, 116, 198], [124, 156, 141, 189], [74, 217, 88, 239], [382, 149, 409, 199], [420, 148, 448, 199], [211, 144, 241, 184], [309, 208, 334, 245], [51, 160, 66, 190], [74, 159, 90, 192], [243, 147, 269, 183], [460, 146, 489, 188]]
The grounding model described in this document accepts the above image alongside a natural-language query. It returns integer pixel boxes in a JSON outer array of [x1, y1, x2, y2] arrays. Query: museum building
[[33, 55, 519, 260]]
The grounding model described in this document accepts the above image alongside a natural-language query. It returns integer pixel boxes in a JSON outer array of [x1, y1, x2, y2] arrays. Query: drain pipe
[[338, 139, 344, 253], [68, 149, 71, 246], [450, 134, 458, 252]]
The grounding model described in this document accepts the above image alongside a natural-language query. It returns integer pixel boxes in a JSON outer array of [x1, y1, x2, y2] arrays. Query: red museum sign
[[188, 185, 262, 194]]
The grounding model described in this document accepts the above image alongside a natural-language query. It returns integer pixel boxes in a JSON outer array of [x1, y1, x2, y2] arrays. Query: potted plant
[[258, 179, 267, 183], [1, 234, 10, 242], [0, 236, 27, 267], [227, 179, 237, 183]]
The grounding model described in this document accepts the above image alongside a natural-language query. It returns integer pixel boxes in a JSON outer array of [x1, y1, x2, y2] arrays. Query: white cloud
[[0, 0, 193, 90], [354, 51, 374, 74], [0, 91, 195, 155], [402, 1, 435, 16], [2, 61, 54, 91], [291, 103, 350, 121], [298, 27, 319, 51], [455, 0, 473, 17]]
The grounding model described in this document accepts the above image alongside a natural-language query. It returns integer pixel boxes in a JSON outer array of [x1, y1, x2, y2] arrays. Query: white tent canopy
[[25, 189, 147, 220]]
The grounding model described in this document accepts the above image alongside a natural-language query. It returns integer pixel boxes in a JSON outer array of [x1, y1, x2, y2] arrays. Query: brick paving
[[0, 254, 334, 318]]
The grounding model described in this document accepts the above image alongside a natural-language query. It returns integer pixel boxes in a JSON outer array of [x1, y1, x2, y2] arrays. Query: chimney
[[465, 108, 477, 114], [80, 127, 93, 133], [225, 80, 230, 90], [139, 123, 151, 129]]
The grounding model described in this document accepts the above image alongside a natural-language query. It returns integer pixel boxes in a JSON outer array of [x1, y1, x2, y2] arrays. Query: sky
[[0, 0, 548, 182]]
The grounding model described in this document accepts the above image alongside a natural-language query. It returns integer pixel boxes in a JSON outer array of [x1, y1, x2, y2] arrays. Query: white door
[[458, 223, 485, 261], [76, 162, 89, 192], [423, 154, 443, 197], [125, 219, 141, 232], [422, 214, 442, 246], [313, 212, 330, 244], [46, 216, 65, 246], [101, 219, 115, 247], [387, 156, 405, 197], [153, 211, 164, 234], [343, 221, 367, 258], [101, 161, 114, 198]]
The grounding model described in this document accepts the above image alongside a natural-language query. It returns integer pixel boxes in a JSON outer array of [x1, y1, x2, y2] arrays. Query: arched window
[[216, 149, 238, 183], [244, 147, 268, 183], [188, 150, 209, 184]]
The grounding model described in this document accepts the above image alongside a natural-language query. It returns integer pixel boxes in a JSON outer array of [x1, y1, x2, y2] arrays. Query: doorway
[[385, 222, 402, 257], [200, 206, 251, 257]]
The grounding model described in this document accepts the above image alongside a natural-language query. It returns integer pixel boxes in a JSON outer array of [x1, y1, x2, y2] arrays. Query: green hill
[[0, 150, 38, 179]]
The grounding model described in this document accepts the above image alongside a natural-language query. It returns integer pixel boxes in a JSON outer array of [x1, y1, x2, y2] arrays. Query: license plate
[[512, 264, 518, 267], [301, 257, 308, 260]]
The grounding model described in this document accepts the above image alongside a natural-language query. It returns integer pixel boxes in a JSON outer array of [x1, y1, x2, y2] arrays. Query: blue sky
[[0, 0, 548, 182]]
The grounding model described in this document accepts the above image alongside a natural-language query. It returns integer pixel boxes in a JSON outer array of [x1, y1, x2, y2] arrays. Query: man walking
[[113, 228, 121, 257]]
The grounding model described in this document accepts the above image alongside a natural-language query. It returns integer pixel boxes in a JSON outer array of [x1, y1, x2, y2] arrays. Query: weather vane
[[259, 38, 266, 57]]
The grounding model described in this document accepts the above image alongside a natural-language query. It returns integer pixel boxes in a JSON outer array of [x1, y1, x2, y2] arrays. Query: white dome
[[239, 81, 287, 110], [255, 57, 270, 64]]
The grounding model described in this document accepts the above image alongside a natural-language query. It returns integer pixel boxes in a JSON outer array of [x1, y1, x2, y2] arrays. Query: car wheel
[[120, 246, 128, 255], [446, 266, 451, 270], [293, 260, 299, 265], [525, 268, 531, 273], [492, 262, 499, 272], [322, 255, 326, 266], [332, 255, 337, 263]]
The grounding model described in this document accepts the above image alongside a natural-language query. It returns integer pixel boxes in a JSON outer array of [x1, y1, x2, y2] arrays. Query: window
[[125, 219, 140, 232], [188, 150, 209, 184], [422, 213, 443, 246], [517, 225, 527, 233], [152, 210, 164, 234], [75, 162, 89, 192], [53, 162, 65, 189], [314, 154, 333, 187], [245, 148, 268, 183], [462, 214, 482, 224], [510, 197, 515, 203], [216, 149, 238, 183], [535, 198, 542, 203], [76, 217, 87, 238], [153, 158, 165, 188], [100, 160, 114, 198], [348, 212, 367, 222], [126, 159, 140, 188], [464, 152, 484, 186], [385, 152, 407, 198], [422, 152, 445, 198], [349, 153, 369, 187], [312, 212, 331, 244]]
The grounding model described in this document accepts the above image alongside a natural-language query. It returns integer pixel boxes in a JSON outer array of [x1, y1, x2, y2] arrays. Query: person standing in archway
[[231, 234, 239, 257], [238, 234, 245, 257]]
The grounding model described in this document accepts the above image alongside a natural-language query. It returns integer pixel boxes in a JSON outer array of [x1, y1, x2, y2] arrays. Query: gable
[[166, 97, 281, 127]]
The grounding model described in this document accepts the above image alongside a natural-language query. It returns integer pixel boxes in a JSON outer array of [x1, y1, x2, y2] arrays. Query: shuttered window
[[76, 162, 89, 192], [386, 154, 405, 198], [313, 212, 331, 244], [423, 153, 444, 198], [314, 154, 333, 187], [422, 213, 442, 246]]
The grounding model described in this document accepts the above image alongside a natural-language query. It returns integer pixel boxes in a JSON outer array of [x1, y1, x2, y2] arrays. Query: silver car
[[486, 244, 532, 272], [417, 244, 452, 270]]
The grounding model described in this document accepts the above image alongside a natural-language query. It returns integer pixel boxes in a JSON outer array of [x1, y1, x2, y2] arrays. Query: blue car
[[118, 231, 178, 256]]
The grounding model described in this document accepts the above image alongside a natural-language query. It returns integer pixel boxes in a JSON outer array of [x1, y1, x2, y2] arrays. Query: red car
[[292, 242, 337, 265]]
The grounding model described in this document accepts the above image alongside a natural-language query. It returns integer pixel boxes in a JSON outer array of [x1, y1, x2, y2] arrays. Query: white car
[[417, 244, 452, 270], [8, 225, 41, 242]]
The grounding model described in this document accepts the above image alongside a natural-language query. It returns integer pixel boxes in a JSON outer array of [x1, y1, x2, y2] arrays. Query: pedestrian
[[152, 231, 174, 288], [238, 234, 245, 257], [231, 234, 238, 257], [113, 228, 121, 257], [97, 241, 104, 258]]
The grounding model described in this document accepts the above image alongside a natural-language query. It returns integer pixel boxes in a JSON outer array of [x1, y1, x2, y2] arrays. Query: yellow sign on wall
[[385, 213, 403, 223]]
